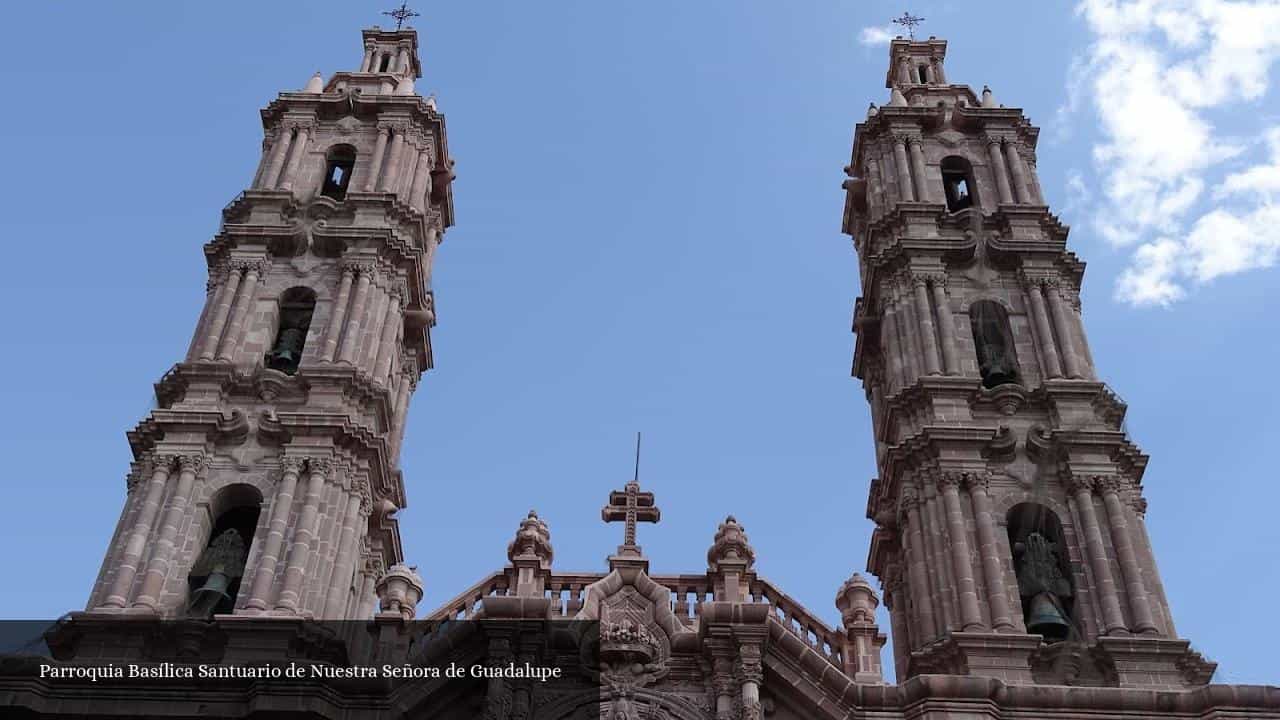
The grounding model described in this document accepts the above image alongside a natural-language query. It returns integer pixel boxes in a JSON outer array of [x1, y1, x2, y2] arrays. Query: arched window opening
[[266, 287, 317, 375], [940, 156, 976, 212], [186, 484, 263, 618], [378, 54, 391, 72], [320, 145, 357, 201], [969, 300, 1020, 389], [917, 64, 930, 84], [1007, 503, 1075, 642]]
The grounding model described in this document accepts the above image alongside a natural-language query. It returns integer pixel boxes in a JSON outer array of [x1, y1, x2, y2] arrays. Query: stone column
[[132, 454, 203, 611], [338, 264, 375, 364], [880, 295, 904, 392], [396, 47, 411, 75], [1070, 475, 1127, 635], [360, 45, 374, 72], [322, 264, 356, 361], [199, 264, 242, 360], [892, 278, 920, 383], [900, 489, 938, 642], [929, 276, 959, 375], [986, 138, 1014, 204], [261, 127, 293, 189], [912, 275, 942, 376], [377, 126, 405, 192], [1024, 278, 1063, 379], [391, 357, 417, 456], [361, 284, 391, 369], [1004, 140, 1032, 204], [409, 148, 433, 211], [275, 458, 332, 613], [364, 126, 391, 192], [962, 473, 1014, 631], [1045, 280, 1083, 379], [100, 455, 175, 609], [737, 643, 764, 720], [884, 580, 911, 681], [930, 56, 946, 84], [923, 482, 956, 632], [216, 259, 267, 362], [323, 481, 370, 618], [373, 283, 405, 382], [938, 473, 984, 630], [908, 137, 930, 202], [243, 456, 303, 612], [892, 136, 915, 202], [278, 124, 312, 192], [1100, 477, 1158, 634], [356, 551, 383, 619]]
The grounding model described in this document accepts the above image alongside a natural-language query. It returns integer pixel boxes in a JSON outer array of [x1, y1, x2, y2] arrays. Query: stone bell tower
[[84, 24, 452, 620], [840, 37, 1216, 688]]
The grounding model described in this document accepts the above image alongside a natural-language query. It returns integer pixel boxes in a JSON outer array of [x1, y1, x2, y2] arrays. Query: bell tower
[[841, 37, 1216, 688], [84, 23, 453, 619]]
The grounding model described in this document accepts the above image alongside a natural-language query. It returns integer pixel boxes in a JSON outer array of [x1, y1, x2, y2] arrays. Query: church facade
[[1, 22, 1278, 720]]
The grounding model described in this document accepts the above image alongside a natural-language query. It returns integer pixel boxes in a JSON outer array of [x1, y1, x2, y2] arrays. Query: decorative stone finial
[[425, 93, 438, 111], [394, 75, 415, 96], [507, 510, 554, 567], [304, 71, 324, 94], [889, 87, 908, 107], [867, 102, 879, 117], [706, 515, 756, 571], [981, 84, 996, 108], [835, 572, 880, 628], [376, 563, 424, 620]]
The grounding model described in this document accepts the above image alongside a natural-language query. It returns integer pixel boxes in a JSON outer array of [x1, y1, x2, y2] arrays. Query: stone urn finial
[[835, 572, 880, 628], [507, 510, 554, 567], [981, 84, 997, 108], [377, 563, 424, 620], [706, 515, 756, 571], [303, 71, 324, 94]]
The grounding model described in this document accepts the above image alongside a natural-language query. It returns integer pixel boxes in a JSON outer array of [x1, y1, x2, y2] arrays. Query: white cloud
[[1068, 0, 1280, 306], [859, 26, 895, 46]]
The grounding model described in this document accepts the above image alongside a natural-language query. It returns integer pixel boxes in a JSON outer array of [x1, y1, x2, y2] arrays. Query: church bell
[[1026, 592, 1071, 639], [186, 571, 234, 619]]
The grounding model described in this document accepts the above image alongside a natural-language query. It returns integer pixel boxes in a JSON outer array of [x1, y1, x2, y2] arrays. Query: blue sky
[[0, 1, 1277, 685]]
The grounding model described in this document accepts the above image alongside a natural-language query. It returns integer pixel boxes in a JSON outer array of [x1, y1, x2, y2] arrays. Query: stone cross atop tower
[[602, 479, 660, 566], [85, 23, 454, 621], [840, 36, 1217, 689]]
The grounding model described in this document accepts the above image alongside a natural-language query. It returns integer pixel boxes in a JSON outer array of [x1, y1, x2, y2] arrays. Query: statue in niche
[[969, 300, 1019, 388], [1013, 532, 1073, 640], [185, 529, 248, 619]]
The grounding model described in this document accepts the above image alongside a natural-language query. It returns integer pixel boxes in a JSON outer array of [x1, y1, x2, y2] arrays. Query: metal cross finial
[[602, 433, 660, 558], [383, 3, 420, 30], [891, 11, 926, 40]]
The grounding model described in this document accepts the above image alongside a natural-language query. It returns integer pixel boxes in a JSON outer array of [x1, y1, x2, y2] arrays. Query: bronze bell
[[1026, 592, 1070, 639], [186, 570, 234, 619], [267, 347, 299, 370]]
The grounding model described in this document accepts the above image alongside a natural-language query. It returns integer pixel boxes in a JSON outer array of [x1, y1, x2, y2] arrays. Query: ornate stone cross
[[602, 480, 660, 559]]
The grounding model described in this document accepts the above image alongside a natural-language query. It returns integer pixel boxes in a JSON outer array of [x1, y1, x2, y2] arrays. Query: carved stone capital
[[176, 454, 205, 475], [356, 478, 373, 517], [960, 471, 990, 493], [307, 457, 334, 478], [1067, 474, 1097, 497], [936, 471, 962, 490], [152, 454, 178, 474], [1097, 475, 1124, 495], [909, 273, 930, 289], [341, 259, 377, 277], [735, 643, 764, 684], [280, 456, 306, 477]]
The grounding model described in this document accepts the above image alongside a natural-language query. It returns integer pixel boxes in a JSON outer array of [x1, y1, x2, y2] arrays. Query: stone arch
[[266, 286, 317, 374], [320, 143, 356, 200], [186, 482, 264, 616], [968, 299, 1020, 388]]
